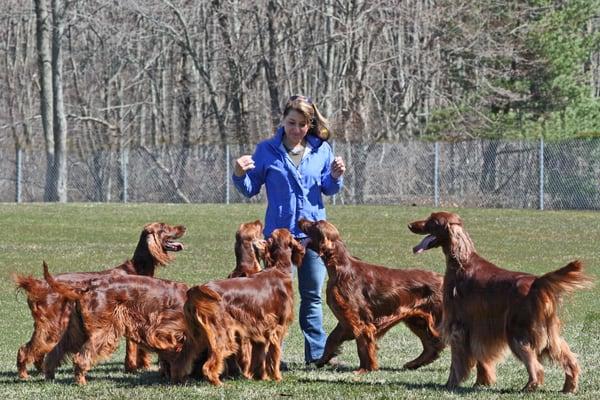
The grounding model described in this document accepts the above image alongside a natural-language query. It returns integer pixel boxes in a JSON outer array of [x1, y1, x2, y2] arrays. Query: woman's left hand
[[331, 156, 346, 179]]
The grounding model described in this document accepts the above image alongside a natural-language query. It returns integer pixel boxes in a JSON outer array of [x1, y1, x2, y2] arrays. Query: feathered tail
[[42, 261, 86, 301], [531, 260, 592, 308]]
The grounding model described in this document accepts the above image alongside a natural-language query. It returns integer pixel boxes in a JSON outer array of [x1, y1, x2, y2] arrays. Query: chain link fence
[[1, 139, 599, 210]]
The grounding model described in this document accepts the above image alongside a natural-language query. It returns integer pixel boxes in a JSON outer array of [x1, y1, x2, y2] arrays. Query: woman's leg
[[297, 247, 327, 363]]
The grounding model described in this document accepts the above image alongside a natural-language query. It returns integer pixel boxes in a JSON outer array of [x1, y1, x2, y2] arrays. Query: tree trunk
[[51, 0, 68, 202], [34, 0, 55, 201], [261, 0, 280, 130]]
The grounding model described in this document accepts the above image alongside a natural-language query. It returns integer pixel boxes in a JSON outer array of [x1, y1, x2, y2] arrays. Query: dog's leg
[[355, 325, 378, 373], [136, 345, 152, 370], [251, 341, 268, 380], [316, 323, 353, 367], [124, 340, 138, 372], [17, 327, 60, 379], [266, 335, 283, 381], [17, 340, 45, 379], [16, 344, 31, 379], [446, 324, 474, 389], [202, 348, 225, 386], [555, 338, 580, 393], [157, 355, 170, 378], [403, 316, 444, 370], [124, 339, 153, 372], [474, 361, 496, 386], [446, 347, 475, 389], [72, 350, 92, 385], [236, 338, 253, 379], [42, 346, 62, 381], [75, 330, 120, 385], [509, 338, 544, 392], [43, 329, 86, 380], [33, 352, 46, 373], [170, 338, 201, 383]]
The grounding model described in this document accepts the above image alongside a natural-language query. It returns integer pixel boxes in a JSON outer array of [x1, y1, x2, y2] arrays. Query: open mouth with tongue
[[164, 240, 184, 252], [413, 234, 438, 254]]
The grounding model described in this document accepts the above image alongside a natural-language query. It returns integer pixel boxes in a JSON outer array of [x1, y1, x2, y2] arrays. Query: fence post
[[16, 147, 22, 203], [434, 141, 439, 207], [225, 143, 230, 204], [332, 139, 336, 205], [121, 147, 129, 203], [539, 137, 544, 210]]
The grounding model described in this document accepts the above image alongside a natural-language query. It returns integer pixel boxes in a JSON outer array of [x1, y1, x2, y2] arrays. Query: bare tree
[[33, 0, 55, 200], [51, 0, 69, 202]]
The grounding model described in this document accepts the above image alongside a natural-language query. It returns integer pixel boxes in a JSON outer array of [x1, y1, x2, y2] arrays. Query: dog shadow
[[296, 375, 557, 395]]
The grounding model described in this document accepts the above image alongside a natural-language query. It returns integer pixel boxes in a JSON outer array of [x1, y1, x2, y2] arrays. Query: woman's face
[[283, 110, 310, 144]]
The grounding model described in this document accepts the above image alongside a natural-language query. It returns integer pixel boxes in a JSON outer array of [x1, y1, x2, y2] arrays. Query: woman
[[232, 95, 346, 364]]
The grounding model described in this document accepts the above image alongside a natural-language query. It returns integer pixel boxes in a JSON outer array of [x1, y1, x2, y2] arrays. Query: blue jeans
[[297, 247, 327, 363]]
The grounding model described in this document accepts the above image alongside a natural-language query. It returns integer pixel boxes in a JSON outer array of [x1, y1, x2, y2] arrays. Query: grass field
[[0, 203, 599, 399]]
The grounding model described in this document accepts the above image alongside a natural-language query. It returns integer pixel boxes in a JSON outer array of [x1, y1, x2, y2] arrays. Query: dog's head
[[140, 222, 186, 265], [408, 212, 463, 254], [265, 228, 305, 269], [230, 220, 265, 278], [297, 219, 341, 257]]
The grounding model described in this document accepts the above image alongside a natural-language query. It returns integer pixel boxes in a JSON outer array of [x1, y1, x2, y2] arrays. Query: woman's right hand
[[234, 155, 255, 177]]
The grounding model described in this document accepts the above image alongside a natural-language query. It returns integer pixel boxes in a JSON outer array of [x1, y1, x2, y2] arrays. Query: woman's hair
[[283, 95, 331, 140]]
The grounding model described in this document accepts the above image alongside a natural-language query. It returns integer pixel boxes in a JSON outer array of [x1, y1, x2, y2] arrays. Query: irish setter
[[187, 219, 266, 379], [12, 222, 185, 379], [408, 211, 592, 393], [42, 262, 189, 385], [175, 228, 303, 386], [298, 219, 444, 373], [224, 219, 266, 378], [228, 219, 264, 278], [42, 220, 265, 385]]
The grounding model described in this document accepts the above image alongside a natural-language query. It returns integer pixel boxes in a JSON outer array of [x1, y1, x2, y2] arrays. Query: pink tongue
[[412, 235, 436, 254], [167, 242, 184, 251]]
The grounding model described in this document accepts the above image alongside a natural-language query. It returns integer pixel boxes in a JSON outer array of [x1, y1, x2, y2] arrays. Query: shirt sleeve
[[231, 144, 266, 198], [320, 142, 343, 196]]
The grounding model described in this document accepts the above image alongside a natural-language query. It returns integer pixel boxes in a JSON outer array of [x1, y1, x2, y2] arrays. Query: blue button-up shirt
[[232, 126, 343, 238]]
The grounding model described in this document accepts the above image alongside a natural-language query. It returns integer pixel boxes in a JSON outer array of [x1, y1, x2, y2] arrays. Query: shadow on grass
[[295, 375, 561, 396], [0, 366, 564, 397], [0, 360, 169, 386]]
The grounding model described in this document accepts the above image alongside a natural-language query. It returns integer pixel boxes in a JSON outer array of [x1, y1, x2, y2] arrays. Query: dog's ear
[[291, 237, 306, 267], [297, 218, 312, 234], [252, 239, 267, 261], [446, 213, 463, 226], [263, 241, 275, 269], [430, 212, 462, 230], [316, 221, 337, 255], [145, 225, 172, 266]]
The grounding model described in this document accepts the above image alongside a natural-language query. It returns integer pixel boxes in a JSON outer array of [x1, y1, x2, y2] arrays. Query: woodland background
[[1, 0, 599, 202]]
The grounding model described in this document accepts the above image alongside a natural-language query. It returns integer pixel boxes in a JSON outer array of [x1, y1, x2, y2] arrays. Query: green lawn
[[0, 203, 598, 399]]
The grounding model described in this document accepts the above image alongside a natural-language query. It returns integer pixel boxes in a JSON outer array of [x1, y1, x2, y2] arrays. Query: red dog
[[13, 222, 185, 379], [41, 220, 264, 384], [409, 211, 592, 393], [298, 219, 444, 373], [175, 228, 303, 386], [42, 263, 189, 385], [229, 220, 264, 278]]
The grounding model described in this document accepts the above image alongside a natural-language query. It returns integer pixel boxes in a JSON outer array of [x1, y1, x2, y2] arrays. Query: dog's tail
[[529, 260, 592, 362], [42, 261, 86, 301], [12, 272, 50, 302], [173, 285, 221, 382], [532, 260, 592, 306], [184, 285, 221, 341]]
